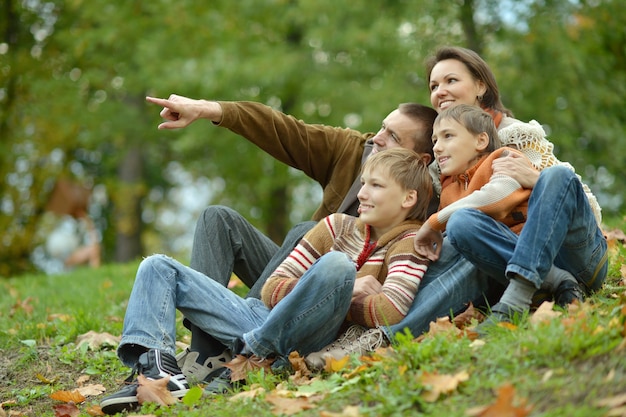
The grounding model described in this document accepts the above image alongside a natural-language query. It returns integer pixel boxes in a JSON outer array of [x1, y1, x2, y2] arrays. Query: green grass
[[1, 242, 625, 417]]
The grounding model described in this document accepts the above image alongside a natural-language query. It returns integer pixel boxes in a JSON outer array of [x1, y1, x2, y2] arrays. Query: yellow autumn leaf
[[324, 355, 350, 373], [420, 371, 470, 402], [49, 389, 86, 404]]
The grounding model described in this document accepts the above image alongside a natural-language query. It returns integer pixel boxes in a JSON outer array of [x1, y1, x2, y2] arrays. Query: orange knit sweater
[[428, 148, 531, 234]]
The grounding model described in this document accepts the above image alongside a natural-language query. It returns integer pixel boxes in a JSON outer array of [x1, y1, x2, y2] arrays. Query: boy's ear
[[476, 132, 490, 152], [402, 189, 418, 209]]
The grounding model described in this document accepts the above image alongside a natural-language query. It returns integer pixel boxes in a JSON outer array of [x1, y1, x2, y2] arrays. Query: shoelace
[[341, 329, 387, 354], [328, 325, 367, 348]]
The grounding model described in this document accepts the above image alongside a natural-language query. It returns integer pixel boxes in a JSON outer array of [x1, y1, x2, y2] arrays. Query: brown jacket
[[217, 101, 373, 221]]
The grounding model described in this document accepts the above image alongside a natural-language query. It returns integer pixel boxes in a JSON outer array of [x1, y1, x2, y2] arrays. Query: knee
[[447, 209, 482, 242], [199, 205, 239, 226], [540, 165, 575, 185], [316, 252, 356, 282], [137, 253, 176, 276]]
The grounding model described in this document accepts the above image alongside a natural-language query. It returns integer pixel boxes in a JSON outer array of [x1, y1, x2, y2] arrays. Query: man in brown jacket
[[146, 95, 438, 297], [145, 95, 453, 383]]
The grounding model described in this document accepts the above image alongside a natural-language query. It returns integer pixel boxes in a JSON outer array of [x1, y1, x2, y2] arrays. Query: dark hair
[[425, 46, 513, 117], [397, 103, 438, 162], [435, 104, 502, 155]]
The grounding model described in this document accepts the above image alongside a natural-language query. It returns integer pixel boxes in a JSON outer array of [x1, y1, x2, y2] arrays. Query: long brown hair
[[426, 46, 513, 117]]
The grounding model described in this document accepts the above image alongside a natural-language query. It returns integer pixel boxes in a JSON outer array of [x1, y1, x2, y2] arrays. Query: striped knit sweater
[[261, 213, 429, 328], [428, 147, 531, 234]]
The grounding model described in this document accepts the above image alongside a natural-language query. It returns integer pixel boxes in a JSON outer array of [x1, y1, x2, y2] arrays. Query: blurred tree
[[484, 0, 625, 215], [1, 0, 622, 276]]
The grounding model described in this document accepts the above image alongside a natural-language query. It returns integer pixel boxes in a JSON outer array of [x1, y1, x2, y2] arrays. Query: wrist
[[199, 100, 223, 124]]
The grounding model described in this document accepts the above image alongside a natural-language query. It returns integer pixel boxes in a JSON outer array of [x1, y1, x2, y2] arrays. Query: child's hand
[[492, 151, 539, 188], [413, 223, 442, 261], [352, 275, 382, 301]]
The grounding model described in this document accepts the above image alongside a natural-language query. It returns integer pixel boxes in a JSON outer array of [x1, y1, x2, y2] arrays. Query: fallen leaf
[[229, 386, 266, 401], [466, 383, 532, 417], [75, 331, 121, 350], [53, 402, 80, 417], [77, 384, 106, 397], [453, 302, 485, 329], [605, 228, 626, 243], [596, 392, 626, 409], [37, 373, 59, 384], [265, 392, 316, 415], [288, 351, 311, 377], [529, 301, 562, 325], [9, 296, 34, 317], [420, 371, 470, 402], [136, 374, 176, 407], [84, 405, 105, 416], [76, 375, 90, 386], [224, 354, 275, 381], [50, 390, 86, 404], [429, 316, 461, 336], [324, 355, 350, 373]]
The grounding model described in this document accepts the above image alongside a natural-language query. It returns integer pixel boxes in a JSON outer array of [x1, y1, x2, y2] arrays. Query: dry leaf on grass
[[136, 374, 177, 407], [466, 383, 532, 417], [225, 354, 275, 381], [52, 402, 80, 417], [265, 393, 316, 415], [420, 371, 470, 402], [596, 392, 626, 414], [453, 302, 485, 329], [323, 355, 350, 373], [75, 331, 121, 350], [77, 384, 106, 397], [50, 390, 86, 404], [529, 301, 562, 325], [288, 351, 311, 377], [84, 405, 106, 416], [229, 386, 266, 401]]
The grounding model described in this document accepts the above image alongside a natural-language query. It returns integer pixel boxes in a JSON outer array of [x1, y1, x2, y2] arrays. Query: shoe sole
[[101, 388, 189, 414]]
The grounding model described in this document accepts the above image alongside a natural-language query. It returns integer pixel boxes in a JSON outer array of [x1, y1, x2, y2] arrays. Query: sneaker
[[176, 348, 233, 385], [554, 279, 585, 308], [203, 368, 239, 395], [304, 325, 389, 371], [100, 349, 189, 415]]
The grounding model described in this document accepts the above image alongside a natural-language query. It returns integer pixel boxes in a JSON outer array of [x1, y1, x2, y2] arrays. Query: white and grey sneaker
[[177, 348, 232, 385], [305, 325, 389, 370]]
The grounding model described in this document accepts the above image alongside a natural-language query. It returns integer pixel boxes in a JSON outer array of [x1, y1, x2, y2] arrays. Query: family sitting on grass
[[99, 46, 607, 415]]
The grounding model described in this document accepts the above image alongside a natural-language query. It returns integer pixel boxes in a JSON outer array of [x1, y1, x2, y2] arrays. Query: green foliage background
[[1, 0, 624, 276]]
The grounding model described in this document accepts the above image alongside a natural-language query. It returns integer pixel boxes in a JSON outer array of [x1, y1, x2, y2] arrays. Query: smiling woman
[[419, 46, 608, 329]]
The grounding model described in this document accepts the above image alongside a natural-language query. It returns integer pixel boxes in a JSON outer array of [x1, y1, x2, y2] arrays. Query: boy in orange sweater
[[413, 104, 583, 324]]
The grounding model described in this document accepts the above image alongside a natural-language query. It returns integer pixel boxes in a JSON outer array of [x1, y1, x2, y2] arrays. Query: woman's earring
[[477, 95, 483, 102]]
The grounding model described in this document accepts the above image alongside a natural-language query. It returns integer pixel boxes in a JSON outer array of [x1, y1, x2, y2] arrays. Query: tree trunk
[[113, 146, 144, 262], [460, 0, 483, 54]]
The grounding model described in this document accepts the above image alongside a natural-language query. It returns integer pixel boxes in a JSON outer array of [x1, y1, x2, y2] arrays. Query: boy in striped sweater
[[100, 148, 432, 413]]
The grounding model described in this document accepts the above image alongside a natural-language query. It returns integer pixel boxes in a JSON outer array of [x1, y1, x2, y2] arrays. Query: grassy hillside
[[1, 236, 625, 417]]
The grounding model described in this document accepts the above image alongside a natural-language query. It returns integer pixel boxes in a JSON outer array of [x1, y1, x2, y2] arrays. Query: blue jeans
[[382, 238, 496, 340], [118, 252, 355, 367], [189, 205, 316, 299], [446, 166, 608, 293]]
